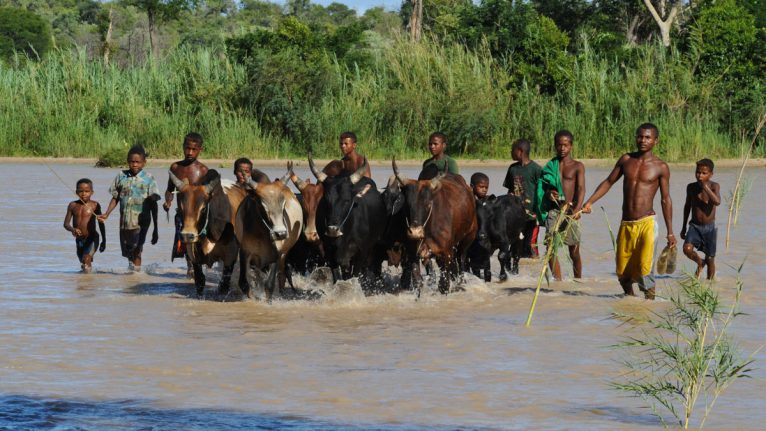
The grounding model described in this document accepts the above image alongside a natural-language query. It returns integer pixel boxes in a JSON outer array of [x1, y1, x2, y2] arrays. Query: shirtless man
[[163, 132, 208, 276], [539, 130, 585, 280], [583, 123, 675, 299], [330, 131, 371, 178], [64, 178, 106, 273], [680, 158, 720, 279]]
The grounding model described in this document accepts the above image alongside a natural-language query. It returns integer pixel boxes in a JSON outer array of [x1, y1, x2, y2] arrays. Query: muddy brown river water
[[0, 161, 763, 430]]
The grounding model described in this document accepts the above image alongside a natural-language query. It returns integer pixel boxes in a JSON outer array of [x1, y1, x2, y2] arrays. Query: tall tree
[[123, 0, 196, 57], [643, 0, 682, 46]]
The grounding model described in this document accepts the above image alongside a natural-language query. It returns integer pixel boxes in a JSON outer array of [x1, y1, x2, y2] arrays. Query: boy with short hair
[[503, 138, 542, 258], [680, 158, 720, 279], [422, 132, 459, 176], [234, 157, 270, 185], [471, 172, 490, 202], [536, 130, 585, 280], [163, 132, 208, 275], [583, 123, 676, 299], [63, 178, 106, 273], [99, 145, 160, 272], [330, 131, 371, 178]]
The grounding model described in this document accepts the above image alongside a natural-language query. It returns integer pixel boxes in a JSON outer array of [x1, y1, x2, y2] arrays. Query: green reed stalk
[[611, 267, 757, 429], [525, 204, 572, 327], [725, 112, 766, 249]]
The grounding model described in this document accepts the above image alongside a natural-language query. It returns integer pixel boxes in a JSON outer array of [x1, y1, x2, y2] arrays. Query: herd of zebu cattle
[[169, 157, 527, 301]]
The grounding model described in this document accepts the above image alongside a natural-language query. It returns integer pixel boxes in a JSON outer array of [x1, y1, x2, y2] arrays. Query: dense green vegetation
[[0, 0, 764, 161]]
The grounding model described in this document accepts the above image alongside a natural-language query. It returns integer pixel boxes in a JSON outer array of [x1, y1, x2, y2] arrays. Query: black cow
[[469, 194, 527, 282], [308, 156, 386, 292], [374, 175, 417, 291]]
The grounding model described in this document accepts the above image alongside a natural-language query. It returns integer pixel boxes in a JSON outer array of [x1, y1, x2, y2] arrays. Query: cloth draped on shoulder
[[535, 158, 564, 224]]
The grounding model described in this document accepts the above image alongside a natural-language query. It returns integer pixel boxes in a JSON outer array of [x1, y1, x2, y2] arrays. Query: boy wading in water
[[536, 130, 585, 280], [64, 178, 106, 273], [163, 133, 208, 277], [504, 139, 542, 258], [332, 131, 371, 178], [583, 123, 675, 299], [99, 145, 161, 272], [680, 158, 720, 279]]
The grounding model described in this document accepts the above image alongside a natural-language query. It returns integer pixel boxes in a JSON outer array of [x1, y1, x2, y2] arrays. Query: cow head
[[320, 157, 369, 238], [246, 177, 290, 241], [382, 175, 406, 216], [392, 158, 442, 240], [292, 175, 324, 244], [171, 169, 230, 244], [475, 195, 497, 250]]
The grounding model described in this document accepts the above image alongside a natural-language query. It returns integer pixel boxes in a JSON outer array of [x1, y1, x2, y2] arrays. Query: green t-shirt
[[422, 155, 459, 175], [503, 160, 541, 220]]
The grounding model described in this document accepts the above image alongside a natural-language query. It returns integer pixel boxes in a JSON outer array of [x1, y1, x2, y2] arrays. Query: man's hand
[[97, 214, 108, 223], [99, 241, 106, 253], [680, 228, 686, 240], [72, 228, 82, 237], [548, 189, 560, 202], [667, 233, 677, 248], [151, 229, 159, 245], [163, 200, 172, 211], [582, 202, 593, 214]]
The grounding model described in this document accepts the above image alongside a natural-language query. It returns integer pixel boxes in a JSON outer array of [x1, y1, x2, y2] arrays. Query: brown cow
[[168, 169, 247, 297], [392, 159, 477, 294], [235, 164, 303, 301]]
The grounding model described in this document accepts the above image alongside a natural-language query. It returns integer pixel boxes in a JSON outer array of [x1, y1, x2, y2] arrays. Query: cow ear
[[205, 186, 231, 241]]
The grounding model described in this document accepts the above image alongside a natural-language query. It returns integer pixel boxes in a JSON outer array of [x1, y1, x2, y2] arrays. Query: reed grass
[[611, 269, 757, 429], [725, 112, 766, 249], [0, 40, 761, 161]]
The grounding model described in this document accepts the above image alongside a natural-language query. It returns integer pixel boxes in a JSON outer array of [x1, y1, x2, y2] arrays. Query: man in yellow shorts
[[582, 123, 676, 299]]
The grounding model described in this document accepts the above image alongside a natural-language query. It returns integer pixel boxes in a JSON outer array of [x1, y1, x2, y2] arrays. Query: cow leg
[[511, 238, 522, 275], [484, 254, 493, 282], [218, 264, 234, 295], [264, 262, 278, 303], [410, 260, 423, 298], [238, 250, 252, 299], [436, 257, 450, 295], [192, 263, 205, 298]]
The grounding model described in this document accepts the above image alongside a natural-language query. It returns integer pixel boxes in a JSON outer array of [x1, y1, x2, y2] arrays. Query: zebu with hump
[[168, 169, 248, 297], [306, 155, 386, 291], [392, 159, 477, 294], [235, 164, 303, 301]]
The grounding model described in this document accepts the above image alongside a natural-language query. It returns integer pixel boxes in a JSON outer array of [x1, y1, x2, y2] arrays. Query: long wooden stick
[[525, 204, 573, 327], [726, 112, 766, 249]]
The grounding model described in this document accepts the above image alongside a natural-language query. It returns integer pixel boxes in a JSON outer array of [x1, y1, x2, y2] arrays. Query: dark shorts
[[120, 227, 148, 260], [76, 234, 99, 263], [685, 222, 717, 257], [545, 208, 581, 246]]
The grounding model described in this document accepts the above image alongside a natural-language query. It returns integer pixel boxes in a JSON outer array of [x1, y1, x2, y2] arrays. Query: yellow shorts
[[615, 215, 657, 281]]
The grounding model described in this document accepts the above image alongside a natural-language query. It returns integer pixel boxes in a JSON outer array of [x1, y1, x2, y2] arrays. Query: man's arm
[[582, 156, 626, 213], [659, 162, 676, 247], [150, 198, 159, 245], [702, 181, 721, 206], [98, 197, 119, 222], [680, 185, 691, 240], [96, 203, 106, 251], [63, 203, 79, 236], [573, 162, 586, 213], [163, 163, 178, 210]]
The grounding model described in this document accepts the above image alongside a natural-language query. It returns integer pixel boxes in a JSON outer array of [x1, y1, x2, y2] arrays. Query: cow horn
[[292, 175, 308, 191], [308, 154, 327, 183], [246, 177, 259, 192], [430, 172, 445, 190], [280, 161, 293, 184], [168, 170, 186, 191], [392, 157, 408, 185], [204, 171, 220, 195], [350, 157, 368, 184]]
